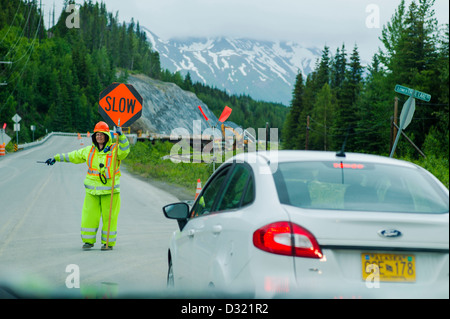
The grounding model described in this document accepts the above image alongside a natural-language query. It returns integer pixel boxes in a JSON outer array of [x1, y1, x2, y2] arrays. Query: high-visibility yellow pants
[[80, 192, 121, 246]]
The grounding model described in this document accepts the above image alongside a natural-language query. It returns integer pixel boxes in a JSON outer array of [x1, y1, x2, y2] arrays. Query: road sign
[[14, 123, 20, 132], [390, 88, 418, 158], [0, 130, 11, 146], [395, 85, 431, 102], [394, 85, 413, 96], [98, 83, 143, 128], [413, 91, 431, 102], [12, 113, 21, 123], [399, 96, 416, 130]]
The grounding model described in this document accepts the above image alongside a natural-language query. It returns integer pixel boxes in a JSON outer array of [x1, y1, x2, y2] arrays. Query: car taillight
[[253, 222, 323, 259]]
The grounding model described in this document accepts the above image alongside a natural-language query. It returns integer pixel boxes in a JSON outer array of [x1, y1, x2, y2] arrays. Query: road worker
[[45, 121, 130, 250]]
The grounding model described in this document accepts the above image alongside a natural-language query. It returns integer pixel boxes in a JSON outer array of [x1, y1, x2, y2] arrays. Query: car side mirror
[[163, 202, 190, 219]]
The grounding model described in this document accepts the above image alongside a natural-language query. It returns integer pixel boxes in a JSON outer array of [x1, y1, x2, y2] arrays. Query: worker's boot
[[82, 243, 94, 250], [101, 244, 113, 251]]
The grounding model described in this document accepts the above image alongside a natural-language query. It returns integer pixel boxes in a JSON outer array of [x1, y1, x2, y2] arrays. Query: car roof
[[229, 150, 419, 169]]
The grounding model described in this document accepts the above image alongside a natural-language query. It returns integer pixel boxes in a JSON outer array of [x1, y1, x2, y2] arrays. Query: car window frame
[[189, 162, 255, 219], [189, 164, 233, 218], [213, 162, 255, 213]]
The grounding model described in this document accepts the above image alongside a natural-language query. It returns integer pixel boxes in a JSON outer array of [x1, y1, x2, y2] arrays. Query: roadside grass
[[123, 141, 214, 197]]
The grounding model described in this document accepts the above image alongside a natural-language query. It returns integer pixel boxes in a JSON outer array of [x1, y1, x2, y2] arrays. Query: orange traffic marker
[[194, 179, 202, 200]]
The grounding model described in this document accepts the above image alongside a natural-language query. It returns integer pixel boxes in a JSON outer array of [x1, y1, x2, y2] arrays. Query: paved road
[[0, 135, 181, 298]]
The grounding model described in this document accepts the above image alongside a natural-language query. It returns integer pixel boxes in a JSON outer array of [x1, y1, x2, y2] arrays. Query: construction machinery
[[220, 124, 255, 151]]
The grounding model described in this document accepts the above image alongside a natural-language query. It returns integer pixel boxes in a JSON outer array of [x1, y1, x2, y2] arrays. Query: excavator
[[220, 124, 255, 151]]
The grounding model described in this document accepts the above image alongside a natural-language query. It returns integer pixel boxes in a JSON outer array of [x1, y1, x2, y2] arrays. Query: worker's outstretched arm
[[53, 147, 89, 164]]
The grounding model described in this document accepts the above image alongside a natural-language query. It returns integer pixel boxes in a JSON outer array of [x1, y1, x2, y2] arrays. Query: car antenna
[[336, 126, 352, 157]]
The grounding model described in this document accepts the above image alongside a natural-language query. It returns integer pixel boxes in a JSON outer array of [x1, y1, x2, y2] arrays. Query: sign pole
[[390, 91, 415, 158], [105, 120, 120, 249]]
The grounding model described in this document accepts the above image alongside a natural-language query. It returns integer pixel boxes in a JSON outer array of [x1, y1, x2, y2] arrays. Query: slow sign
[[98, 83, 143, 128]]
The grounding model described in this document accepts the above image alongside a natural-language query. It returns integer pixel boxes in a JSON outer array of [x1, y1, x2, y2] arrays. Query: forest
[[283, 0, 448, 161], [0, 0, 288, 144]]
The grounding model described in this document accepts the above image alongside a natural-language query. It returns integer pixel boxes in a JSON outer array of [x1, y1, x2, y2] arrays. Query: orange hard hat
[[94, 121, 109, 133]]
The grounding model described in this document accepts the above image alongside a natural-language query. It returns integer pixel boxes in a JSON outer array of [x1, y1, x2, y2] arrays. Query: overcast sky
[[40, 0, 449, 62]]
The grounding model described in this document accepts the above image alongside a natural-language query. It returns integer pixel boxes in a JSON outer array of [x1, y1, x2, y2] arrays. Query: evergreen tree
[[315, 46, 331, 91], [282, 71, 305, 149], [311, 83, 335, 150], [355, 54, 392, 154], [330, 44, 347, 93], [333, 45, 363, 151], [183, 72, 194, 92]]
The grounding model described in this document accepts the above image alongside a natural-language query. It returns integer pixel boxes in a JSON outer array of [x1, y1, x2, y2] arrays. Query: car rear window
[[273, 161, 449, 214]]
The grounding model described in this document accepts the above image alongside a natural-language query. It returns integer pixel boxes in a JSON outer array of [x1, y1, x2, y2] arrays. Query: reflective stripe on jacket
[[53, 132, 130, 195]]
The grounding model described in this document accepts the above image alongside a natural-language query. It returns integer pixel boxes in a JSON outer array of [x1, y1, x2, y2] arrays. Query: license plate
[[362, 253, 416, 282]]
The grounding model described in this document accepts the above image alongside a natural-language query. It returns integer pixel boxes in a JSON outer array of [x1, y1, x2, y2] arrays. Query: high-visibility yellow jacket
[[54, 131, 130, 195]]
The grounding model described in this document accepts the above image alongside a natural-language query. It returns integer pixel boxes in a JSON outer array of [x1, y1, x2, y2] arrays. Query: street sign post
[[390, 85, 431, 157], [98, 83, 143, 128], [31, 125, 36, 142], [12, 113, 21, 144]]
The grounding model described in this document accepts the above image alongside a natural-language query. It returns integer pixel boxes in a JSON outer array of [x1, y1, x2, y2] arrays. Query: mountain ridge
[[142, 27, 322, 105]]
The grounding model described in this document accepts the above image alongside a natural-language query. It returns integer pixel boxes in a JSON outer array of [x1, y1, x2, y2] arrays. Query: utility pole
[[0, 61, 12, 86], [390, 97, 398, 154], [305, 115, 310, 150], [393, 97, 398, 148], [39, 0, 43, 41], [324, 112, 327, 151]]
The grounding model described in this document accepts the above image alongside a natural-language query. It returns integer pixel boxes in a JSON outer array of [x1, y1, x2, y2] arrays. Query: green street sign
[[395, 85, 413, 96], [413, 90, 431, 102], [395, 85, 431, 102]]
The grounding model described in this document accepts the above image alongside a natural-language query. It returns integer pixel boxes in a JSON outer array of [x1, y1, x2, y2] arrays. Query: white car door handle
[[212, 225, 222, 234], [188, 229, 195, 237]]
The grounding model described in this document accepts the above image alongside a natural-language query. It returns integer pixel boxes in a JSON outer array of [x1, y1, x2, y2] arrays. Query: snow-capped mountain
[[142, 27, 322, 105]]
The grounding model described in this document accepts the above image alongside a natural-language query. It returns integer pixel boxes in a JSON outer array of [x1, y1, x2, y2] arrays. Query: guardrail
[[17, 132, 137, 150]]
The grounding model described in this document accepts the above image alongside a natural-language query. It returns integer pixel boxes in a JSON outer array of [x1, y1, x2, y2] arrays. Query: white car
[[162, 151, 449, 298]]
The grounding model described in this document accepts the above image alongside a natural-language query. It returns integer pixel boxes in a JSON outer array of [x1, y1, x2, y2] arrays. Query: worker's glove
[[114, 126, 122, 136], [45, 158, 56, 166]]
